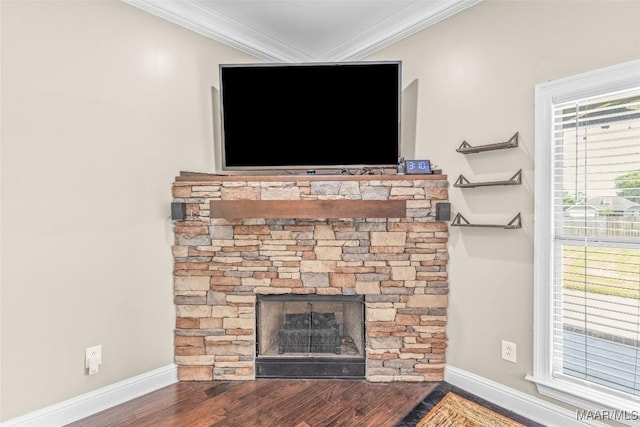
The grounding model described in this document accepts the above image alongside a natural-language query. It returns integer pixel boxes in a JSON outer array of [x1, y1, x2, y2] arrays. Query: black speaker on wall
[[171, 202, 187, 221], [435, 203, 451, 221]]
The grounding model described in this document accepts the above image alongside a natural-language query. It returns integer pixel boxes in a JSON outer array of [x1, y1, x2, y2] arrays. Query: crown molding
[[322, 0, 481, 61], [122, 0, 310, 62], [122, 0, 481, 63]]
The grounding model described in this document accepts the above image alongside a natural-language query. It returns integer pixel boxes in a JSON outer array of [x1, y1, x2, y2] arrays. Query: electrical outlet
[[501, 340, 517, 363], [85, 345, 102, 375]]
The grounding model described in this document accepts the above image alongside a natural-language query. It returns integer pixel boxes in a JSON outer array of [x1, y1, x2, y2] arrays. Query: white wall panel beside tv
[[218, 61, 401, 174]]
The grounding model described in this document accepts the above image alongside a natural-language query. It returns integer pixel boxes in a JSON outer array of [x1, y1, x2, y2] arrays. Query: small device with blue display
[[404, 160, 432, 175]]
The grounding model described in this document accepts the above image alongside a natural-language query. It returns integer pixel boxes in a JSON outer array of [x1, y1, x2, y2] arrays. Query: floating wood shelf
[[209, 199, 407, 219], [456, 132, 519, 154], [450, 213, 522, 229], [454, 169, 522, 188]]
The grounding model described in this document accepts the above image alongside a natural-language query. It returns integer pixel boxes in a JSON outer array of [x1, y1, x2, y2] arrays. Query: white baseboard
[[445, 364, 609, 427], [2, 364, 178, 427]]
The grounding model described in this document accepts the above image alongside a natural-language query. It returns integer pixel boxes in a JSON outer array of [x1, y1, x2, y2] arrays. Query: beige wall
[[370, 0, 640, 402], [2, 0, 640, 422], [0, 0, 256, 420]]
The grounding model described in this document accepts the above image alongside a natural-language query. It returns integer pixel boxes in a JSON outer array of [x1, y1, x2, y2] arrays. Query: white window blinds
[[552, 89, 640, 397]]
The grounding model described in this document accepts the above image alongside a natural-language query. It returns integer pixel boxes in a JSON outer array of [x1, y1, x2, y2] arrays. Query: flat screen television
[[219, 61, 401, 173]]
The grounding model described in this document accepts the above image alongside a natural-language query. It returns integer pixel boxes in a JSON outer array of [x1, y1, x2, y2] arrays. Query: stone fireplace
[[171, 172, 449, 382]]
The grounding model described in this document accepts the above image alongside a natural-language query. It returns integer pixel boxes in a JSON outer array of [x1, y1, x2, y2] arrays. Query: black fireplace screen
[[257, 295, 363, 357]]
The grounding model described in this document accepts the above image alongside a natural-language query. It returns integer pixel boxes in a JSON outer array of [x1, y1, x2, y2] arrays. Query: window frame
[[529, 59, 640, 417]]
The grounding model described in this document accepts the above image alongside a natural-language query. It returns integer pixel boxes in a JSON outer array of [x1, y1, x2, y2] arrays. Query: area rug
[[415, 391, 525, 427], [395, 382, 543, 427]]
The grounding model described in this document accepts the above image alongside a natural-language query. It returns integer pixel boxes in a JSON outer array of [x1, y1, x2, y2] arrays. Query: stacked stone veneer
[[172, 174, 449, 382]]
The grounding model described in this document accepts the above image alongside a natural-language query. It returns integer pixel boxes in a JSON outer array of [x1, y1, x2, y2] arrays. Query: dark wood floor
[[66, 379, 439, 427]]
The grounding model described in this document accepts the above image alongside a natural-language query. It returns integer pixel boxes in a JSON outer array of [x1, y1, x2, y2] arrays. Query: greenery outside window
[[530, 59, 640, 421]]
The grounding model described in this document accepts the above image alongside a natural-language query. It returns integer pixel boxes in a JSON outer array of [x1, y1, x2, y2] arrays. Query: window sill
[[526, 375, 640, 426]]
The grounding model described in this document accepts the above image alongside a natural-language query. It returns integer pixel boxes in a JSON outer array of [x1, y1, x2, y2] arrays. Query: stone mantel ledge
[[174, 171, 447, 183], [172, 172, 449, 208]]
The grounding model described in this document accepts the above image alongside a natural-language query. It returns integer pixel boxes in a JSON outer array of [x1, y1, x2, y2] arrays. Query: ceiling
[[122, 0, 481, 63]]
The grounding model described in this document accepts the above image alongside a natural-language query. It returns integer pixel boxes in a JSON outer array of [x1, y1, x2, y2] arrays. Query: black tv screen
[[219, 61, 401, 172]]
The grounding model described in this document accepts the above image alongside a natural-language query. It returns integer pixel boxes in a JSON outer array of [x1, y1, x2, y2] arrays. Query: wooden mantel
[[209, 199, 407, 218]]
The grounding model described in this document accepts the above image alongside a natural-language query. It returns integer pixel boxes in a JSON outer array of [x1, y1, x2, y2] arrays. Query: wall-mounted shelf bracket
[[454, 169, 522, 188], [456, 132, 519, 154], [451, 213, 522, 229]]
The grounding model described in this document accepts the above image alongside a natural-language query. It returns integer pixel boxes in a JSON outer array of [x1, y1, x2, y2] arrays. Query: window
[[531, 59, 640, 417]]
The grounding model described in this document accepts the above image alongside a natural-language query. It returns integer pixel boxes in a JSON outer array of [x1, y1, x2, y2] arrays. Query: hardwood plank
[[260, 381, 344, 426], [68, 380, 439, 427], [214, 380, 320, 426], [210, 200, 407, 219], [291, 382, 362, 426]]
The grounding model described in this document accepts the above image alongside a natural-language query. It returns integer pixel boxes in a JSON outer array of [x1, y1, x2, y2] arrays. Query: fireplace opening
[[256, 294, 365, 379]]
